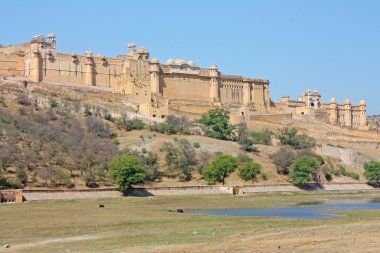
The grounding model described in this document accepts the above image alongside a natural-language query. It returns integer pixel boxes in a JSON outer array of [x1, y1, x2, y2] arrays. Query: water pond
[[187, 202, 380, 219]]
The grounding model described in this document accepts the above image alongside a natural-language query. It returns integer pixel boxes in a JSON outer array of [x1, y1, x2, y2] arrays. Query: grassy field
[[1, 193, 380, 252]]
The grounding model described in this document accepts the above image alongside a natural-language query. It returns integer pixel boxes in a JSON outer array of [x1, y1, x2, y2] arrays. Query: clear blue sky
[[1, 0, 379, 114]]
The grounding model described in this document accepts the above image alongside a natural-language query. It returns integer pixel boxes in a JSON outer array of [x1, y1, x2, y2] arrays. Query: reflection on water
[[188, 202, 380, 219]]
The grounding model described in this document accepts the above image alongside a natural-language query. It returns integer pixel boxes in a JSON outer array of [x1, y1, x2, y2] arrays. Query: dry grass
[[1, 193, 380, 252]]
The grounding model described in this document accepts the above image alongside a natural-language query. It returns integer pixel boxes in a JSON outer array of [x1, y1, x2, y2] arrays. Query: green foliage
[[275, 128, 315, 149], [160, 140, 197, 181], [84, 105, 92, 116], [250, 130, 272, 145], [261, 172, 268, 180], [193, 141, 200, 148], [49, 98, 58, 108], [53, 169, 73, 188], [331, 164, 360, 180], [112, 138, 120, 145], [141, 147, 147, 154], [116, 117, 146, 131], [16, 167, 28, 185], [202, 154, 239, 185], [104, 113, 113, 122], [238, 161, 262, 183], [153, 122, 175, 134], [364, 161, 380, 185], [198, 109, 234, 140], [289, 155, 319, 186], [109, 155, 145, 191], [0, 96, 7, 107]]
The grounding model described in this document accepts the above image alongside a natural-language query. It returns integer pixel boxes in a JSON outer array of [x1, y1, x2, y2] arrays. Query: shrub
[[49, 98, 58, 108], [0, 96, 7, 107], [109, 155, 145, 191], [82, 170, 97, 188], [16, 167, 28, 185], [193, 141, 200, 148], [198, 109, 234, 140], [54, 169, 73, 188], [270, 147, 296, 175], [84, 105, 92, 116], [238, 161, 262, 184], [364, 161, 380, 184], [203, 154, 239, 185], [173, 137, 179, 142], [261, 172, 268, 180], [275, 128, 315, 149], [141, 147, 147, 154], [289, 155, 319, 186], [112, 138, 120, 145], [250, 130, 272, 145], [104, 113, 113, 121], [17, 93, 31, 106]]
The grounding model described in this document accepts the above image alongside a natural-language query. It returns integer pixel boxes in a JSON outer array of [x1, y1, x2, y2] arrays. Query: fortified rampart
[[315, 144, 372, 169]]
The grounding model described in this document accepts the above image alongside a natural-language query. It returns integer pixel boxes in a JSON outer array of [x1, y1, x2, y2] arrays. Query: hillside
[[0, 79, 379, 190]]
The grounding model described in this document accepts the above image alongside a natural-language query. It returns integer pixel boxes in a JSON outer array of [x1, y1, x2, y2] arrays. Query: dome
[[127, 43, 136, 48], [330, 97, 337, 104], [344, 98, 351, 105], [151, 57, 159, 64], [210, 64, 218, 69], [314, 89, 318, 93], [166, 58, 175, 64], [85, 51, 93, 57], [47, 33, 56, 38], [360, 99, 366, 106], [187, 60, 195, 66], [175, 58, 186, 65]]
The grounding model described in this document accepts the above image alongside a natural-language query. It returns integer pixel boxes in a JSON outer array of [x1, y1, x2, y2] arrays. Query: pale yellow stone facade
[[0, 34, 368, 129], [276, 90, 368, 129]]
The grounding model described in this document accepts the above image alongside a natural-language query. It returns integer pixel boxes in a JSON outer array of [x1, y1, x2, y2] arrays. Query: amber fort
[[0, 34, 368, 129]]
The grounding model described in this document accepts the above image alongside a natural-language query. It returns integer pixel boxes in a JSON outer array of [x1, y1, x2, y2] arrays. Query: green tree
[[289, 155, 319, 186], [109, 155, 145, 191], [198, 109, 234, 140], [203, 154, 239, 185], [364, 161, 380, 185], [275, 127, 315, 149], [238, 161, 262, 184]]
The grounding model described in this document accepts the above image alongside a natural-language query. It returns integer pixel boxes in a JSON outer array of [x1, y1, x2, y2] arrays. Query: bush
[[49, 98, 58, 108], [84, 105, 92, 116], [198, 109, 234, 140], [82, 170, 97, 188], [16, 167, 28, 185], [270, 147, 296, 175], [104, 113, 113, 121], [261, 172, 268, 180], [0, 96, 7, 107], [17, 93, 31, 106], [275, 128, 315, 149], [364, 161, 380, 184], [238, 161, 262, 184], [203, 154, 239, 185], [250, 130, 272, 145], [193, 141, 200, 148], [141, 147, 147, 154], [54, 169, 73, 188], [289, 155, 319, 186], [109, 155, 145, 191]]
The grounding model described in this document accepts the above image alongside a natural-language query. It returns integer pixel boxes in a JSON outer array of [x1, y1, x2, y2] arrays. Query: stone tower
[[85, 51, 94, 86], [30, 49, 42, 82], [150, 58, 160, 94], [344, 99, 352, 127], [359, 99, 367, 127], [329, 97, 338, 125], [209, 64, 220, 103]]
